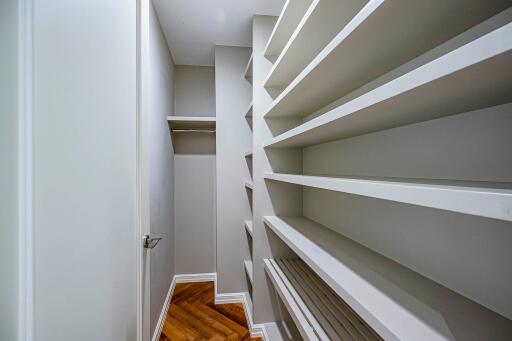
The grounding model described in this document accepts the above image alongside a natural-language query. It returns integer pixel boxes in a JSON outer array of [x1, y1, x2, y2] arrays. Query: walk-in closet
[[5, 0, 512, 340]]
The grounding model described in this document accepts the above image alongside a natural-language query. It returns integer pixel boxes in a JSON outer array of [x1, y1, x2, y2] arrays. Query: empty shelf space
[[264, 258, 382, 341], [243, 54, 253, 84], [265, 0, 366, 89], [264, 2, 512, 118], [264, 173, 512, 222], [167, 116, 216, 131], [264, 22, 512, 147], [263, 0, 313, 61], [264, 215, 512, 340], [244, 220, 253, 237], [244, 181, 253, 190], [244, 260, 253, 284]]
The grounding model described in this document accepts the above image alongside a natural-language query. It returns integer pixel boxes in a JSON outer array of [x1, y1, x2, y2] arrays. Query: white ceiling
[[152, 0, 285, 66]]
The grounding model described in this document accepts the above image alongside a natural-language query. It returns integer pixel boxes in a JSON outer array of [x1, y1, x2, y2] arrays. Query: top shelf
[[167, 116, 216, 131], [264, 21, 512, 147], [263, 1, 512, 118], [265, 0, 364, 90], [263, 0, 314, 61]]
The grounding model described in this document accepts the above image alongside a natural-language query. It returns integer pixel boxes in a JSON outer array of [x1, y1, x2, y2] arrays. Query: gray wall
[[173, 66, 217, 275], [149, 1, 176, 337], [0, 0, 19, 339], [32, 0, 138, 340], [214, 46, 252, 294], [175, 66, 216, 116]]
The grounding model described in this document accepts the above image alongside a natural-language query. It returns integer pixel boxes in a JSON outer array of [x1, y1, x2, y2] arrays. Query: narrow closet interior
[[156, 0, 512, 340]]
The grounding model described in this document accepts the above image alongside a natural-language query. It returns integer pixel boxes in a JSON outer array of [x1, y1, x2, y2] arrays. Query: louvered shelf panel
[[263, 0, 313, 61], [264, 172, 512, 222], [265, 258, 382, 340], [263, 2, 512, 118], [264, 22, 512, 148], [264, 216, 512, 340]]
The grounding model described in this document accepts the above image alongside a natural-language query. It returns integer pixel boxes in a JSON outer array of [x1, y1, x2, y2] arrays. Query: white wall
[[0, 0, 19, 339], [32, 0, 138, 340], [214, 46, 252, 294], [148, 1, 176, 337], [173, 66, 217, 275]]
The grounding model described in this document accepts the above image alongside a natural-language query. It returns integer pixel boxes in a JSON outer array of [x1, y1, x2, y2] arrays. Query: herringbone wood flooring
[[159, 282, 262, 341]]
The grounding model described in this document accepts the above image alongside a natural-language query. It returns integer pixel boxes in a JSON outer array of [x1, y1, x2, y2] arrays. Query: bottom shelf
[[264, 216, 512, 340], [264, 258, 382, 341]]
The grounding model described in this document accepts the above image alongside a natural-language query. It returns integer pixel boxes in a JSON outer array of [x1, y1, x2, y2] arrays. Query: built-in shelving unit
[[264, 258, 381, 340], [244, 54, 253, 84], [264, 22, 512, 147], [264, 0, 364, 90], [263, 2, 512, 118], [264, 216, 512, 340], [263, 0, 313, 61], [251, 3, 512, 340], [264, 172, 512, 222], [242, 50, 255, 303], [244, 260, 253, 284], [167, 116, 216, 131]]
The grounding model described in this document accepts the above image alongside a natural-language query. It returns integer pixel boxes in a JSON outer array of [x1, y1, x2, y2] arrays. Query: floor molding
[[215, 291, 267, 339], [154, 273, 268, 340], [174, 272, 217, 283], [151, 277, 177, 341]]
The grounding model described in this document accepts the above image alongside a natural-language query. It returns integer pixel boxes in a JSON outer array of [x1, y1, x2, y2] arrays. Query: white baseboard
[[215, 291, 267, 339], [174, 272, 217, 283], [152, 273, 268, 340], [151, 277, 176, 341]]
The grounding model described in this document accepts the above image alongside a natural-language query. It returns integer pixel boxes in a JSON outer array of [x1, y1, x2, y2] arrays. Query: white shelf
[[264, 0, 365, 89], [244, 220, 253, 237], [244, 150, 252, 158], [263, 0, 313, 60], [264, 172, 512, 222], [264, 2, 512, 118], [167, 116, 216, 130], [264, 215, 512, 340], [245, 102, 253, 118], [244, 180, 253, 190], [264, 258, 381, 341], [264, 22, 512, 147], [243, 54, 253, 84], [244, 260, 253, 284]]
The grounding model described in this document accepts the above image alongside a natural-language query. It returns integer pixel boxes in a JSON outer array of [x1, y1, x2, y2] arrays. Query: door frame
[[18, 0, 34, 340], [136, 0, 152, 340]]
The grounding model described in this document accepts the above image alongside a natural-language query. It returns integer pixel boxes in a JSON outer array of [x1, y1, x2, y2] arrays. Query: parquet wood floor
[[158, 281, 262, 341]]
